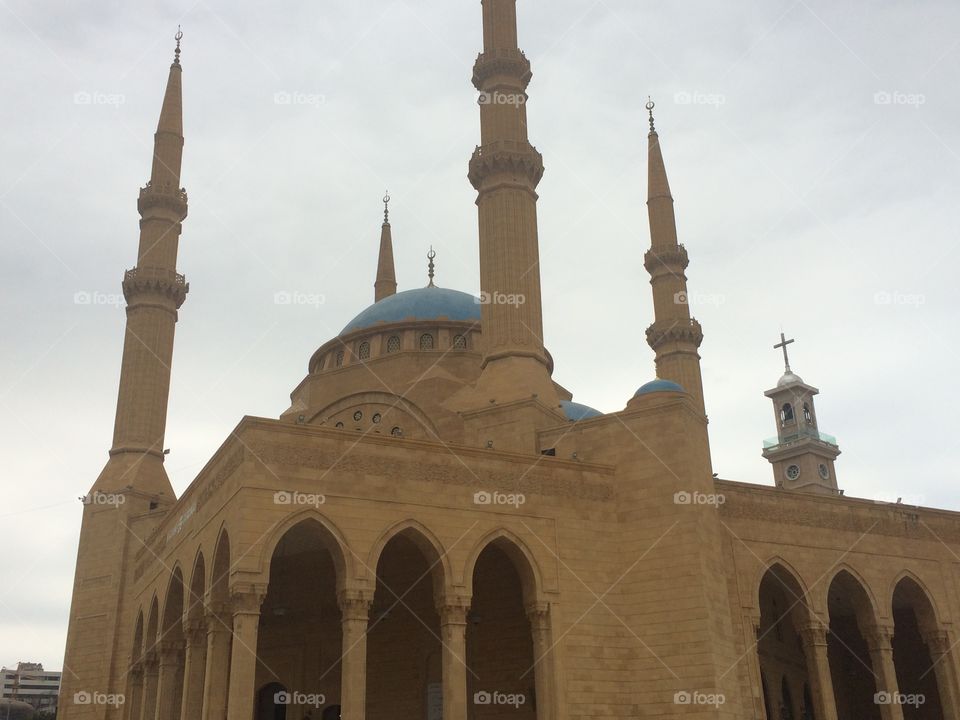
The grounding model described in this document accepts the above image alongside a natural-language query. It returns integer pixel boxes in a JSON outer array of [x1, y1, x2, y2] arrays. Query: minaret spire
[[97, 30, 190, 497], [466, 0, 558, 408], [643, 101, 706, 415], [374, 192, 397, 302]]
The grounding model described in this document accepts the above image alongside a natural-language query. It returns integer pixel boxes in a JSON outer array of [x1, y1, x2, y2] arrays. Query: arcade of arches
[[122, 521, 555, 720], [756, 564, 958, 720]]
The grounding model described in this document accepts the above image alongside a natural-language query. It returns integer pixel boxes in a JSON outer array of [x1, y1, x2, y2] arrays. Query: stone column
[[338, 588, 373, 720], [226, 588, 266, 720], [126, 661, 144, 720], [180, 619, 207, 720], [922, 629, 960, 718], [866, 625, 904, 720], [155, 641, 185, 720], [799, 621, 838, 720], [526, 602, 555, 720], [140, 649, 159, 720], [438, 597, 471, 720], [201, 602, 232, 720]]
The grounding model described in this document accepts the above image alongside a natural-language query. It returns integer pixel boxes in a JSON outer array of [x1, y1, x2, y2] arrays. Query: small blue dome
[[634, 378, 685, 396], [342, 287, 481, 334], [560, 400, 602, 421]]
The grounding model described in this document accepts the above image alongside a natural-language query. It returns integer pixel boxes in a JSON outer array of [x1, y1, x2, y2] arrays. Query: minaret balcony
[[138, 181, 188, 219], [122, 266, 189, 308], [468, 141, 544, 190], [762, 428, 838, 451], [644, 244, 689, 274], [472, 49, 532, 90], [645, 318, 703, 350]]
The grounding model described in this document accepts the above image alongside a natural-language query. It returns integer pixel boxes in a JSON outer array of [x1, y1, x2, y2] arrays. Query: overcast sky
[[1, 0, 957, 671]]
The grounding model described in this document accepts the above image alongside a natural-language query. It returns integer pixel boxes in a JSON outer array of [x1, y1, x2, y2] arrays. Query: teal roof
[[634, 378, 685, 396], [560, 400, 602, 421], [342, 287, 481, 335]]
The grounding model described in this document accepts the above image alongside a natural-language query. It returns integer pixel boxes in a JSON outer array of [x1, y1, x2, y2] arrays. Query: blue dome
[[560, 400, 602, 421], [341, 287, 482, 334], [634, 378, 685, 396]]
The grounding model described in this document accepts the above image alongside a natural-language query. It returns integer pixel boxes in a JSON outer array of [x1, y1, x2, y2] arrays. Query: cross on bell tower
[[761, 332, 841, 495]]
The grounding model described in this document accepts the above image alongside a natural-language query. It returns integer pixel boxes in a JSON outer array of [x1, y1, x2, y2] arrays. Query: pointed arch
[[890, 571, 941, 632], [756, 558, 815, 627], [367, 519, 451, 599], [186, 550, 207, 623], [145, 595, 160, 652], [131, 610, 145, 662], [210, 527, 231, 603], [824, 565, 880, 623], [161, 565, 186, 637], [256, 510, 352, 590], [464, 528, 545, 604]]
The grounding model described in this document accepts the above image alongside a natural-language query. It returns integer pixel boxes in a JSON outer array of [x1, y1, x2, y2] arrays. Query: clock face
[[786, 464, 801, 481], [818, 463, 830, 480]]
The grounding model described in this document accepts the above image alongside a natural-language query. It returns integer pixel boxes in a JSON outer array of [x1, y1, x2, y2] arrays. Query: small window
[[335, 350, 345, 368], [453, 334, 467, 350], [353, 410, 363, 422], [419, 333, 434, 350], [780, 403, 794, 425], [372, 413, 382, 424], [335, 422, 344, 429], [387, 335, 401, 353], [358, 341, 370, 360], [803, 403, 812, 423], [391, 426, 402, 437]]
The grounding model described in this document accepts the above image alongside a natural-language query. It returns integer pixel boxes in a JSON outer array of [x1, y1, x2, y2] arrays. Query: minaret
[[374, 192, 397, 302], [643, 100, 706, 415], [762, 333, 841, 494], [59, 34, 188, 720], [466, 0, 558, 406], [97, 29, 189, 498]]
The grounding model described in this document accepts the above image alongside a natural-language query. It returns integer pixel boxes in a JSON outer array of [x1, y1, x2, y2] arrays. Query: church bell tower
[[762, 333, 841, 494]]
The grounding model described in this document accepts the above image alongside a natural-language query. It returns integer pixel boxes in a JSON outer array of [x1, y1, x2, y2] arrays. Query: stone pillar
[[201, 602, 232, 720], [226, 588, 266, 720], [140, 649, 159, 720], [180, 620, 207, 720], [526, 602, 556, 720], [155, 641, 185, 720], [126, 661, 144, 720], [799, 622, 838, 720], [338, 588, 373, 720], [922, 629, 960, 718], [866, 625, 904, 720], [438, 597, 471, 720]]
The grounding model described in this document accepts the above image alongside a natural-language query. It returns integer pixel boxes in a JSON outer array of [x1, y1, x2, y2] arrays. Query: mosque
[[59, 2, 960, 719]]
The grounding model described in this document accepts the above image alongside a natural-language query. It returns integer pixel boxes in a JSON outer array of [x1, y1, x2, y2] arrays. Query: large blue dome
[[341, 287, 482, 335], [560, 400, 602, 421], [634, 378, 685, 396]]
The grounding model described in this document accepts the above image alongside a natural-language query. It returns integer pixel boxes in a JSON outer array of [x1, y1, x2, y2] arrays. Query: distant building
[[1, 662, 61, 714]]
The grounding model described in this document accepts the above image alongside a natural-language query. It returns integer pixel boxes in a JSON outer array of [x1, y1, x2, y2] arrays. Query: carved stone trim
[[122, 266, 189, 308], [230, 585, 267, 615], [337, 588, 374, 622], [525, 601, 551, 631], [472, 49, 532, 90], [798, 621, 830, 648], [864, 624, 895, 651], [138, 181, 188, 219], [468, 141, 544, 190], [644, 245, 690, 274], [645, 318, 704, 350]]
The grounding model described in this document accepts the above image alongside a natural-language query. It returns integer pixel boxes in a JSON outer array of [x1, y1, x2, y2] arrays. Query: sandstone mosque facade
[[59, 3, 960, 719]]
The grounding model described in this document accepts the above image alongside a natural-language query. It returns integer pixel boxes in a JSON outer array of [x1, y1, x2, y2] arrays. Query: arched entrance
[[366, 530, 443, 718], [257, 519, 346, 715], [256, 682, 288, 720], [827, 571, 880, 720], [892, 577, 946, 718], [467, 540, 540, 719]]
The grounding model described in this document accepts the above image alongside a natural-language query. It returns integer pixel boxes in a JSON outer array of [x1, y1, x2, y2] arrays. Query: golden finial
[[174, 26, 183, 65], [645, 97, 656, 134], [427, 246, 436, 287], [383, 191, 390, 224]]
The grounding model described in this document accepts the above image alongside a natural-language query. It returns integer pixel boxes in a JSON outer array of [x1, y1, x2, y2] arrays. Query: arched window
[[386, 335, 401, 353], [335, 350, 345, 368], [358, 341, 370, 360], [803, 403, 812, 424], [335, 422, 344, 429], [453, 334, 467, 350], [780, 403, 794, 425], [391, 426, 402, 437], [419, 333, 434, 350]]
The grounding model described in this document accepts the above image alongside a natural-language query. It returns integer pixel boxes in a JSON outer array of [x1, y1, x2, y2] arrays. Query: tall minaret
[[374, 192, 397, 302], [98, 29, 189, 497], [643, 100, 706, 415], [467, 0, 558, 405], [59, 34, 188, 720]]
